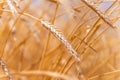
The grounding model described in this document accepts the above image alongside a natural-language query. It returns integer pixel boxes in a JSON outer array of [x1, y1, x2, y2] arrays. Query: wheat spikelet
[[0, 59, 13, 80], [6, 0, 17, 15]]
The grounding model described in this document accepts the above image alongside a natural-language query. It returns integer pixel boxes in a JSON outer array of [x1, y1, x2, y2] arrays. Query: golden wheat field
[[0, 0, 120, 80]]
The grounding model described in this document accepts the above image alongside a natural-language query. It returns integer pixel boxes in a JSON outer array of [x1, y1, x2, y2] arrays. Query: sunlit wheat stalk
[[0, 70, 77, 80], [3, 9, 81, 62]]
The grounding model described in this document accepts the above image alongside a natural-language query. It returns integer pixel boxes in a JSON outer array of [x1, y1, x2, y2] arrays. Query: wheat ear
[[6, 0, 18, 15], [41, 20, 80, 62], [81, 0, 117, 28], [22, 12, 81, 62], [0, 59, 13, 80]]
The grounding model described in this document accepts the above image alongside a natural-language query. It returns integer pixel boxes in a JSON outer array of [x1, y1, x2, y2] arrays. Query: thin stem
[[0, 70, 77, 80]]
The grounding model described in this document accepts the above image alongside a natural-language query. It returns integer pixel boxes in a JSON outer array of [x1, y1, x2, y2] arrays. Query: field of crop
[[0, 0, 120, 80]]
